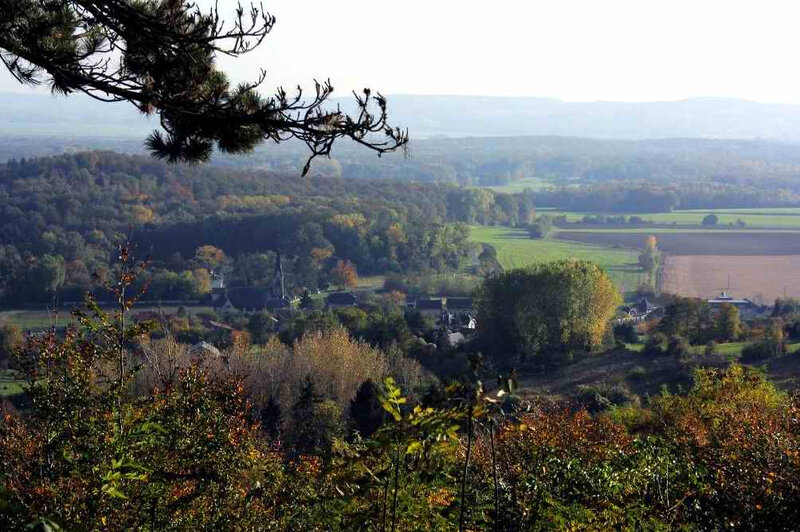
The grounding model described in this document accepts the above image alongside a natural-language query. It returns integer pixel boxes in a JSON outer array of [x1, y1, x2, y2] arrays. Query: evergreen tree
[[349, 379, 384, 438], [247, 312, 274, 345], [261, 395, 283, 441], [291, 377, 322, 454], [300, 290, 315, 310], [289, 376, 343, 455]]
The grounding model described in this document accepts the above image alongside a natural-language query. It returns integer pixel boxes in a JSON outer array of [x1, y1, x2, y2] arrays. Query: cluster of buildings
[[621, 291, 761, 324], [405, 296, 478, 347], [211, 254, 292, 313], [207, 255, 478, 343]]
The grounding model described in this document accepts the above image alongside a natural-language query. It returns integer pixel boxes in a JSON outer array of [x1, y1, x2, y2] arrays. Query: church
[[212, 253, 292, 312]]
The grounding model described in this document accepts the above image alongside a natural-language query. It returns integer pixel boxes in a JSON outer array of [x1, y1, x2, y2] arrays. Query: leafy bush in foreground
[[1, 271, 798, 531]]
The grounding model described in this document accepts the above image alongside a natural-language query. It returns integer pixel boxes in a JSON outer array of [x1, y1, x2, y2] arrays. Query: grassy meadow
[[0, 369, 25, 398], [469, 225, 645, 292], [0, 306, 217, 332], [549, 207, 800, 229]]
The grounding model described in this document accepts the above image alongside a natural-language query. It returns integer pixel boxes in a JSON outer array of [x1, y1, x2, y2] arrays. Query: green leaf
[[24, 518, 64, 531], [406, 440, 423, 455], [101, 483, 129, 500]]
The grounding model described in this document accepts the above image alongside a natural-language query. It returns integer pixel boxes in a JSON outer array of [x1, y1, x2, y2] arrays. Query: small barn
[[416, 298, 444, 315], [446, 297, 474, 312], [326, 292, 358, 308]]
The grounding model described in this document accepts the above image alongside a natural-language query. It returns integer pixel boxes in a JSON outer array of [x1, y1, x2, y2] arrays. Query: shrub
[[704, 340, 718, 356], [666, 335, 691, 357], [643, 333, 667, 356], [702, 214, 719, 225], [527, 215, 554, 238], [574, 382, 639, 413], [741, 341, 781, 362], [627, 365, 647, 380], [613, 322, 639, 343]]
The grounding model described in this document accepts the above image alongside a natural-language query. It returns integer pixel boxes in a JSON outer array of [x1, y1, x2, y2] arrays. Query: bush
[[613, 322, 639, 343], [527, 216, 554, 238], [643, 333, 667, 356], [382, 275, 409, 294], [574, 382, 639, 413], [0, 320, 23, 369], [627, 365, 647, 380], [704, 340, 718, 356], [741, 340, 785, 363], [702, 214, 719, 225], [666, 335, 691, 357]]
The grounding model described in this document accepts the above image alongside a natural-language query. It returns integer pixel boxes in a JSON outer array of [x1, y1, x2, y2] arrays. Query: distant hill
[[0, 92, 153, 137], [7, 92, 800, 140], [5, 132, 800, 189], [381, 95, 800, 140], [6, 92, 800, 187]]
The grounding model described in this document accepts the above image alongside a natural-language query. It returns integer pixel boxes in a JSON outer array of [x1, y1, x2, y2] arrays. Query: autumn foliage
[[330, 259, 359, 289], [2, 286, 799, 529]]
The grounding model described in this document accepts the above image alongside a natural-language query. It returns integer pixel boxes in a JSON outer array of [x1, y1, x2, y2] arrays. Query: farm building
[[707, 291, 754, 310], [326, 292, 358, 308], [213, 287, 291, 313], [414, 298, 445, 315], [213, 254, 293, 312], [446, 297, 474, 312], [439, 311, 477, 331], [620, 298, 658, 322]]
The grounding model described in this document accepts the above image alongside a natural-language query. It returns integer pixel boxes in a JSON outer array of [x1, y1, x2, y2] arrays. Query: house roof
[[218, 287, 269, 310], [206, 320, 235, 331], [417, 298, 444, 310], [708, 292, 753, 306], [447, 297, 473, 310], [635, 298, 655, 313], [189, 341, 221, 357], [708, 298, 753, 306], [265, 297, 291, 310], [327, 292, 358, 306]]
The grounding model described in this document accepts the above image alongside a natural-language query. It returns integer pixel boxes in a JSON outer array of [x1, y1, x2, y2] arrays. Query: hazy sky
[[4, 0, 800, 103]]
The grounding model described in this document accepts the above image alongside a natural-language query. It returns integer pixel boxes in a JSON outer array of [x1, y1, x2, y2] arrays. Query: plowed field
[[661, 255, 800, 301]]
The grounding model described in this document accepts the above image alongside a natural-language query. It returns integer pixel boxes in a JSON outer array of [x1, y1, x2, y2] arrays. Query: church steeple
[[272, 252, 285, 300]]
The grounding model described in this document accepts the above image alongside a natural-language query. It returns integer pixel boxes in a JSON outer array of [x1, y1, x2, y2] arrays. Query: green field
[[0, 310, 67, 330], [0, 306, 217, 331], [625, 341, 800, 358], [550, 208, 800, 229], [556, 227, 800, 234], [354, 275, 387, 290], [0, 369, 25, 397], [469, 225, 644, 292]]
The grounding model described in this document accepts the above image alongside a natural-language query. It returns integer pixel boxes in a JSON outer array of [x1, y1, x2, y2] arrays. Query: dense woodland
[[0, 152, 535, 304]]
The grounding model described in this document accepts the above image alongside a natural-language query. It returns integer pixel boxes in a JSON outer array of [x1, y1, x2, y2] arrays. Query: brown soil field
[[557, 231, 800, 255], [662, 255, 800, 301]]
